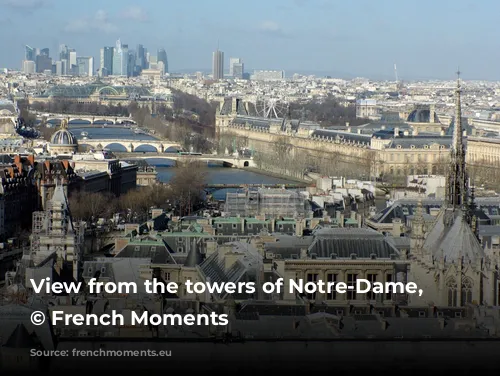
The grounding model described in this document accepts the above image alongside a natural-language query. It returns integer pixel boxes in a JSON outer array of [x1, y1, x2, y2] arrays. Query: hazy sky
[[0, 0, 497, 80]]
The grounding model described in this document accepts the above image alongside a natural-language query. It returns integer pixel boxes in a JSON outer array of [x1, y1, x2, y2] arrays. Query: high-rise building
[[136, 44, 146, 70], [59, 44, 69, 60], [22, 60, 35, 74], [55, 61, 63, 76], [233, 62, 244, 79], [112, 39, 128, 76], [25, 45, 35, 61], [76, 56, 94, 76], [99, 47, 113, 76], [69, 50, 77, 75], [35, 54, 52, 73], [229, 57, 241, 76], [212, 49, 224, 80], [40, 48, 50, 57], [157, 48, 168, 74], [127, 50, 136, 77]]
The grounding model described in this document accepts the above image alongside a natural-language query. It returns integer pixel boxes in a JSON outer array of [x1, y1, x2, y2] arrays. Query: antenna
[[394, 63, 398, 83]]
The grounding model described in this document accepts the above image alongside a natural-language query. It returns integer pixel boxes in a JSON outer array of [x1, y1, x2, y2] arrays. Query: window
[[461, 277, 473, 306], [247, 223, 253, 229], [385, 274, 393, 300], [164, 272, 171, 281], [232, 223, 238, 229], [347, 273, 357, 300], [446, 277, 458, 307], [366, 273, 377, 300], [177, 247, 183, 252], [327, 273, 337, 300], [306, 273, 318, 300]]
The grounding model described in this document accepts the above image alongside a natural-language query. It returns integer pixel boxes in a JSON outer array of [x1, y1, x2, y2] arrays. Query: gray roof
[[423, 208, 484, 263], [50, 129, 77, 145], [114, 239, 176, 264], [308, 228, 400, 259], [311, 129, 371, 146], [386, 136, 452, 149]]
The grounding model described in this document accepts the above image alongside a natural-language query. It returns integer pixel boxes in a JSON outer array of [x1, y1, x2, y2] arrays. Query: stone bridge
[[114, 152, 256, 168], [41, 113, 137, 125], [80, 139, 182, 153]]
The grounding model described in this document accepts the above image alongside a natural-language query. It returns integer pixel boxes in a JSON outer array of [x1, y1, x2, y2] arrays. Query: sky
[[0, 0, 498, 80]]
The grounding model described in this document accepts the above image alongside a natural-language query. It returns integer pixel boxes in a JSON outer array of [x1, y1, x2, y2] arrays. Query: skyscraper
[[112, 39, 128, 76], [229, 57, 241, 76], [40, 48, 50, 57], [100, 47, 113, 76], [76, 56, 94, 76], [36, 54, 52, 73], [136, 44, 146, 71], [212, 48, 224, 80], [233, 62, 244, 79], [69, 50, 77, 75], [157, 48, 168, 74], [25, 45, 35, 61]]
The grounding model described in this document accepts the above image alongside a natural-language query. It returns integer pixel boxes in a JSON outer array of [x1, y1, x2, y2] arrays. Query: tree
[[169, 161, 207, 216], [69, 191, 115, 223]]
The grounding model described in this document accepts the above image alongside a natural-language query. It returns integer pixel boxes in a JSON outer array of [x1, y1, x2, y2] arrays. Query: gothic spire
[[446, 69, 468, 211], [452, 69, 465, 156]]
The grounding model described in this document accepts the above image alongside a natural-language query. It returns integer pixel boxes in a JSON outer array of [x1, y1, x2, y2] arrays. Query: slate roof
[[4, 323, 40, 348], [423, 208, 485, 263], [308, 228, 400, 259], [311, 129, 371, 146], [114, 238, 176, 264]]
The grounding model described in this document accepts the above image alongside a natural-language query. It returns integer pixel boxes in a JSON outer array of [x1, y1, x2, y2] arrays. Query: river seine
[[69, 125, 296, 199]]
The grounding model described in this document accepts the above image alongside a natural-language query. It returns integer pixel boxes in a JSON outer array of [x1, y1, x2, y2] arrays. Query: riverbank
[[243, 166, 311, 184]]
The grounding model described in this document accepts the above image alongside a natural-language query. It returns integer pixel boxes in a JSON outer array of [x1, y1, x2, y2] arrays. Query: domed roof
[[50, 120, 77, 145]]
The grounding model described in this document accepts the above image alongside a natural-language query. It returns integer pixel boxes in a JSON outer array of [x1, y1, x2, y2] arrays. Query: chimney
[[413, 128, 418, 136], [14, 155, 21, 164], [394, 127, 399, 137], [27, 154, 35, 166], [440, 129, 445, 136], [345, 122, 350, 127]]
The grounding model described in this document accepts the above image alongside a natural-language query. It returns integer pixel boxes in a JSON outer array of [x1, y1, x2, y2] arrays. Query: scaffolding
[[225, 188, 308, 218], [30, 211, 47, 257]]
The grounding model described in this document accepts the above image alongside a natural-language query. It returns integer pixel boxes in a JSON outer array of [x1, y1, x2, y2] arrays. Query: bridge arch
[[164, 146, 181, 153], [93, 119, 116, 125], [103, 143, 128, 152], [243, 161, 249, 167], [134, 144, 159, 153], [68, 118, 92, 124]]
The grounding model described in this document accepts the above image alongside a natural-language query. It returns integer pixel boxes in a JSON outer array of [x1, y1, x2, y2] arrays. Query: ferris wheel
[[254, 97, 288, 119]]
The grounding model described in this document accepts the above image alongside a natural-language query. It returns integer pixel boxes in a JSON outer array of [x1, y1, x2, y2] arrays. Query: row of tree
[[69, 161, 208, 223], [289, 95, 368, 127]]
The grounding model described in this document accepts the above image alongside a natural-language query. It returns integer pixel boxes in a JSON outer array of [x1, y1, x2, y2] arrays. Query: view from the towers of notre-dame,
[[1, 0, 500, 374]]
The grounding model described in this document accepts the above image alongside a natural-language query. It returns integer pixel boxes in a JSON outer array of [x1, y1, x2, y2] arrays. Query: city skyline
[[0, 0, 499, 80]]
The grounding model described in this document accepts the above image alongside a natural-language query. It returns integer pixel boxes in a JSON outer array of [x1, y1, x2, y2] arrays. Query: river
[[69, 125, 297, 200]]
